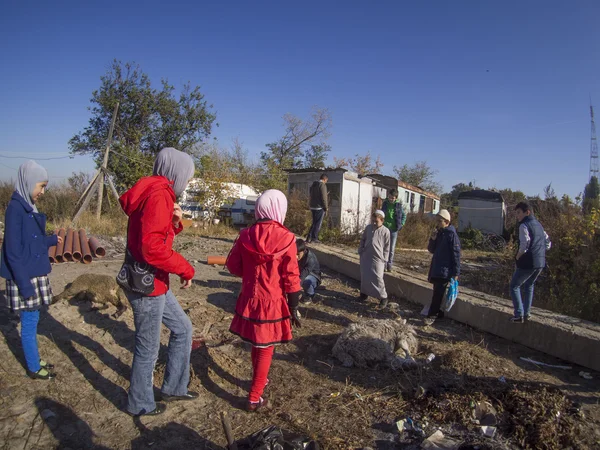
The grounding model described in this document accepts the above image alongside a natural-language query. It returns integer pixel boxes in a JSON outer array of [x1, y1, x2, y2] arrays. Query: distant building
[[457, 189, 506, 236], [368, 174, 441, 215], [287, 168, 374, 233], [180, 179, 259, 225]]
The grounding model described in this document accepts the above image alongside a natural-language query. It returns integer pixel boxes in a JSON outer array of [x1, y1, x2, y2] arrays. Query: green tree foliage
[[393, 160, 442, 194], [583, 176, 600, 214], [440, 182, 478, 208], [69, 60, 217, 190], [304, 144, 331, 169]]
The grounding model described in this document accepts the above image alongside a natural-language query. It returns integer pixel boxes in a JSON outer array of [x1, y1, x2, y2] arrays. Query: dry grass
[[49, 210, 128, 237]]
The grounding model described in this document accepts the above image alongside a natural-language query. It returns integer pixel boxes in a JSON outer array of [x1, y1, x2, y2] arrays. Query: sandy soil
[[0, 235, 598, 449]]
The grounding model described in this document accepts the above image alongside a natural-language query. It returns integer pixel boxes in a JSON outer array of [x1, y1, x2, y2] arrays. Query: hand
[[291, 309, 302, 328], [173, 204, 183, 226], [430, 229, 438, 239], [180, 277, 192, 289], [57, 236, 64, 245]]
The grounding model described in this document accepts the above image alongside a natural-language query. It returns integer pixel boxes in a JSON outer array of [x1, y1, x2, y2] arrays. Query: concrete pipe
[[88, 237, 106, 257], [79, 229, 93, 264], [72, 229, 82, 261], [63, 228, 76, 261], [55, 228, 66, 263], [207, 255, 227, 266]]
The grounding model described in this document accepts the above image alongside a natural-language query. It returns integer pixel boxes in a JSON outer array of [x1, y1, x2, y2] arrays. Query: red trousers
[[249, 346, 274, 402]]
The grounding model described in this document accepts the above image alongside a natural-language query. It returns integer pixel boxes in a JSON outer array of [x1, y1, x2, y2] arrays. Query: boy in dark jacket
[[425, 209, 461, 325], [296, 239, 322, 304]]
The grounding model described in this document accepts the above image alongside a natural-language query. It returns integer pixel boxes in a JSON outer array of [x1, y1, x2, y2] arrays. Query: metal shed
[[287, 168, 373, 234], [458, 190, 506, 236]]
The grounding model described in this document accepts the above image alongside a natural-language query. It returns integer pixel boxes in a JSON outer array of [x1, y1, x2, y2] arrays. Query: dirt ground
[[0, 235, 599, 449]]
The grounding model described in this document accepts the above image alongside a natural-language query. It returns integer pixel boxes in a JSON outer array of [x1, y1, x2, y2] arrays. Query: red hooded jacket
[[226, 220, 301, 346], [119, 176, 195, 297]]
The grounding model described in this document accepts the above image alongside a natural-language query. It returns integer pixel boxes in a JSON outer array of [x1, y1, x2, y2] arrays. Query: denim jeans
[[387, 230, 399, 269], [510, 268, 543, 318], [302, 275, 319, 296], [20, 309, 41, 372], [308, 209, 325, 241], [126, 290, 193, 415]]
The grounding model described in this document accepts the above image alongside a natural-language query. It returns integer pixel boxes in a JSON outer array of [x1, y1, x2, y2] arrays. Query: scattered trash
[[234, 425, 320, 450], [421, 430, 460, 450], [329, 392, 341, 398], [498, 376, 506, 383], [426, 353, 436, 364], [579, 371, 593, 380], [480, 426, 497, 438], [473, 401, 498, 426], [396, 417, 425, 437], [520, 357, 572, 370]]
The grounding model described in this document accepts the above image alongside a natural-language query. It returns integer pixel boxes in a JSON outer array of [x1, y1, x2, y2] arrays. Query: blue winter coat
[[0, 192, 58, 298], [428, 225, 461, 281]]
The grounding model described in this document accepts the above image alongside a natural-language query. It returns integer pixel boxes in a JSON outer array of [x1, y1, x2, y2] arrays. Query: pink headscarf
[[255, 189, 288, 224]]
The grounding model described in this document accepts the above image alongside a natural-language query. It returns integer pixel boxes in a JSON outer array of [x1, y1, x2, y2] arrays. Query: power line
[[0, 153, 74, 161]]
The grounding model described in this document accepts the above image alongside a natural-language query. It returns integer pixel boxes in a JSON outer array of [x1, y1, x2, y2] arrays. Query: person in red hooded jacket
[[226, 189, 302, 412], [119, 147, 197, 417]]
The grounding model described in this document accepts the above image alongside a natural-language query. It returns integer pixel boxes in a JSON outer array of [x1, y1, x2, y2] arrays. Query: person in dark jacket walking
[[296, 239, 322, 304], [425, 209, 461, 325], [1, 161, 62, 380], [119, 147, 197, 417], [381, 189, 406, 272], [510, 202, 551, 323], [307, 174, 328, 243]]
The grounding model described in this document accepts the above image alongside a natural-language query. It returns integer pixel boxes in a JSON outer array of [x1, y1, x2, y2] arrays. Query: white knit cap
[[374, 209, 385, 218], [437, 209, 451, 222]]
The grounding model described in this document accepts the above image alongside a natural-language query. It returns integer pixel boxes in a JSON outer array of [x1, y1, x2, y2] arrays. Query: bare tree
[[261, 107, 332, 170], [333, 151, 383, 176]]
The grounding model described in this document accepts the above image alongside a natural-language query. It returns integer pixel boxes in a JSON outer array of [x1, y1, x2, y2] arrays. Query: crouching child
[[296, 239, 322, 304]]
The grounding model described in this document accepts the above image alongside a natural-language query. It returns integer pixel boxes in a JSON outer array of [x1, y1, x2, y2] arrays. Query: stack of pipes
[[48, 228, 106, 264]]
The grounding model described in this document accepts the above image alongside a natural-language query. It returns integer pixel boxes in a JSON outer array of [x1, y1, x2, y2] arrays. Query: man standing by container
[[381, 189, 406, 272], [510, 202, 551, 323], [307, 174, 328, 243]]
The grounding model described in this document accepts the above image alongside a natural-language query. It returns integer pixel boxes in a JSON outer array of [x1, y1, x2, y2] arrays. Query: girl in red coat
[[226, 189, 302, 411]]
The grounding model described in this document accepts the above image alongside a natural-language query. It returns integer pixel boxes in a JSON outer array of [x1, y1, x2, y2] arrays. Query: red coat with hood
[[226, 220, 301, 346], [119, 176, 195, 297]]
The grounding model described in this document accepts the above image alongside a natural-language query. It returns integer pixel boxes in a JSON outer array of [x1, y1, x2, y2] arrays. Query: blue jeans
[[126, 290, 193, 415], [302, 275, 319, 296], [510, 268, 543, 318], [20, 310, 41, 372], [308, 209, 325, 241], [387, 230, 398, 268]]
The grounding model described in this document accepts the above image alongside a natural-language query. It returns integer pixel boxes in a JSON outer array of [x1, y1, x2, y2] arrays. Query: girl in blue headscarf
[[0, 160, 63, 380]]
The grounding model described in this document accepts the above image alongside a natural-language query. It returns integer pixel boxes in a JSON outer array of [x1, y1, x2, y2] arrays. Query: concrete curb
[[310, 243, 600, 372]]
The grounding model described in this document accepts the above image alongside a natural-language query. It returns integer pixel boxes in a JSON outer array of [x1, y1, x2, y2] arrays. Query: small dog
[[332, 318, 418, 368], [52, 274, 129, 318]]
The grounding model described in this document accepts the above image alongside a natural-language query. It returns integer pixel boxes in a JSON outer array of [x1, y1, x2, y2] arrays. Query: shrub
[[397, 213, 435, 249]]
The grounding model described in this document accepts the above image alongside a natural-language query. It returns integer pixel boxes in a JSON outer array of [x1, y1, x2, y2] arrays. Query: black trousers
[[428, 277, 450, 317]]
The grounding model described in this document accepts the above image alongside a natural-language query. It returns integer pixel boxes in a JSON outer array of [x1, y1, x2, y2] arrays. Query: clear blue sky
[[1, 0, 599, 199]]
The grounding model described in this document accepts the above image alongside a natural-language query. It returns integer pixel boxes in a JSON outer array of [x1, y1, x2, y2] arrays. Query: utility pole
[[72, 102, 121, 224], [96, 102, 119, 218], [590, 101, 599, 181]]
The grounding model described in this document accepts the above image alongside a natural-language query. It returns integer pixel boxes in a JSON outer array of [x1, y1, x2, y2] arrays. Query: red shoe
[[246, 397, 269, 412]]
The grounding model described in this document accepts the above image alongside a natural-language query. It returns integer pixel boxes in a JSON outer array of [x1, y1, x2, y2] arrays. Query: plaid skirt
[[5, 276, 53, 312]]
